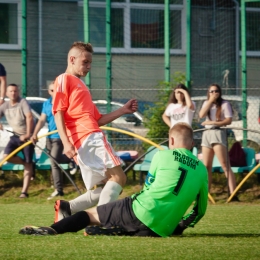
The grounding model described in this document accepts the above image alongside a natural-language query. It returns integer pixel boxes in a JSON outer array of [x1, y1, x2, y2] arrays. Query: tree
[[143, 72, 186, 145]]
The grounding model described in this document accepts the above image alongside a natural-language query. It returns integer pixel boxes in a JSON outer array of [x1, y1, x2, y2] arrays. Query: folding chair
[[1, 151, 26, 171], [35, 149, 69, 170], [225, 147, 256, 174], [211, 147, 256, 174], [133, 145, 169, 186], [192, 147, 198, 157]]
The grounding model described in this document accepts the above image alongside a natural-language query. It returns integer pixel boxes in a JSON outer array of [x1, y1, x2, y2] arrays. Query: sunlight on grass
[[1, 171, 260, 259], [0, 203, 260, 259]]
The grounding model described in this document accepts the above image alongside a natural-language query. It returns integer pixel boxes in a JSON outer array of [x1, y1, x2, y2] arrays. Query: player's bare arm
[[54, 111, 77, 159], [98, 99, 138, 126], [177, 88, 194, 110], [199, 101, 214, 118], [199, 90, 219, 118]]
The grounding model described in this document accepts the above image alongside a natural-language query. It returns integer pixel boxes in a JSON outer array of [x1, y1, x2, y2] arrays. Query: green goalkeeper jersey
[[132, 148, 208, 237]]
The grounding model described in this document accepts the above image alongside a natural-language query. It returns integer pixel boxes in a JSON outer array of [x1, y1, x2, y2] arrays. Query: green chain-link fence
[[0, 0, 260, 153]]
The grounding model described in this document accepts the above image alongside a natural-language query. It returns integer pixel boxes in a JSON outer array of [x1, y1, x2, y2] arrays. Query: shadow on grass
[[181, 233, 260, 238]]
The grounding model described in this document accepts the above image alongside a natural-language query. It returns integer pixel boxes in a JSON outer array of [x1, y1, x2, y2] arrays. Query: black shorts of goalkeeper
[[97, 197, 160, 237]]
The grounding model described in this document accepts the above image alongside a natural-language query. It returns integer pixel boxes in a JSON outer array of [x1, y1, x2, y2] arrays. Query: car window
[[0, 116, 7, 124], [28, 100, 44, 115], [96, 104, 117, 114], [102, 129, 141, 147], [96, 103, 142, 126], [0, 113, 39, 125]]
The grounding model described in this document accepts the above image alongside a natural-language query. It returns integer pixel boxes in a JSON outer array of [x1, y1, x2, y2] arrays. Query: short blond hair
[[69, 41, 93, 54], [169, 123, 193, 142]]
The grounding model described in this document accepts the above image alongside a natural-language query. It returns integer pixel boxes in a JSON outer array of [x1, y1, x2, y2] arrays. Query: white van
[[93, 100, 147, 137], [0, 97, 48, 160], [192, 95, 260, 145]]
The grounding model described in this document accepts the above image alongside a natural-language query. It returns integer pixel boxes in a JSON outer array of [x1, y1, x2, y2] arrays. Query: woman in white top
[[199, 83, 237, 199], [162, 84, 196, 128]]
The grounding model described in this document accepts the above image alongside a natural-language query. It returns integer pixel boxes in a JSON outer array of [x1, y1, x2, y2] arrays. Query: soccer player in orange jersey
[[52, 42, 138, 222]]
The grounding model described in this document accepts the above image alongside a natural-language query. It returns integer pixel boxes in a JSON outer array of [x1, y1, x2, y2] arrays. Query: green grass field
[[1, 171, 260, 259], [1, 203, 260, 260]]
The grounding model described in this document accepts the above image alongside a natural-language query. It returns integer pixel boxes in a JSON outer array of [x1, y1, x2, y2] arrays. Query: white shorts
[[76, 132, 121, 190]]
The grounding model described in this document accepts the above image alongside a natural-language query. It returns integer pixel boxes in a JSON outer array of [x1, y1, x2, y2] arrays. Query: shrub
[[143, 72, 186, 145]]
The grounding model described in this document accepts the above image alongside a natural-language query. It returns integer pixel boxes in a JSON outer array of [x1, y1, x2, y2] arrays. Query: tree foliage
[[143, 72, 186, 144]]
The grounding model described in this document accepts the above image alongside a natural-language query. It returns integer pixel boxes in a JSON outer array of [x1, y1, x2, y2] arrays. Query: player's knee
[[121, 173, 127, 186], [118, 171, 127, 186], [107, 166, 127, 186], [110, 173, 126, 187]]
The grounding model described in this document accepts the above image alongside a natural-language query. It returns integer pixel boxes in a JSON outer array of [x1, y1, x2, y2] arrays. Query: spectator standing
[[0, 63, 7, 105], [0, 84, 35, 198], [199, 83, 238, 200], [162, 84, 196, 128]]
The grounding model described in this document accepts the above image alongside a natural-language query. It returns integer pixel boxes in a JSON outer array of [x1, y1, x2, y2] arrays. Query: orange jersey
[[52, 73, 102, 149]]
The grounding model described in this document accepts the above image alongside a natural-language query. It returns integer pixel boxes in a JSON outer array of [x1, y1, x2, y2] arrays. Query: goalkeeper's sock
[[51, 211, 90, 234]]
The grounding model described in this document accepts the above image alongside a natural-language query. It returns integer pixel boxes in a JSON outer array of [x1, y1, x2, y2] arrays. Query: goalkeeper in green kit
[[19, 123, 208, 237]]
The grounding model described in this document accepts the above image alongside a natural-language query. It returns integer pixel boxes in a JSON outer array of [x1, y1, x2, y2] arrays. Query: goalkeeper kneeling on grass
[[19, 123, 208, 238]]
